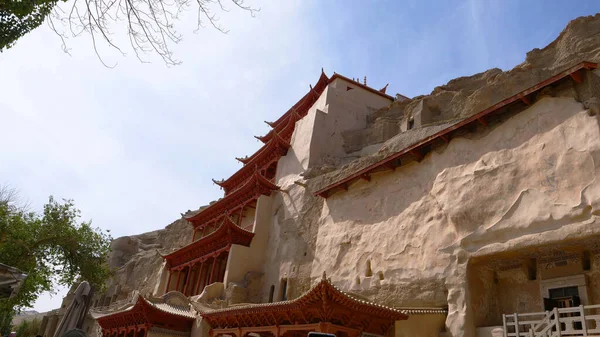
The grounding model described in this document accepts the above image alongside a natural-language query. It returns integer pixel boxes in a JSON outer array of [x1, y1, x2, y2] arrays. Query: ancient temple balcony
[[186, 169, 279, 237], [162, 215, 255, 297]]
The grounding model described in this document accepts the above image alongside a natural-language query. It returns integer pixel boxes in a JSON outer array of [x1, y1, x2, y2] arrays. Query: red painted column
[[237, 206, 244, 226], [182, 265, 191, 296], [165, 269, 173, 293], [202, 260, 210, 289], [217, 257, 227, 282], [175, 268, 183, 292], [192, 229, 197, 242], [193, 261, 205, 295], [208, 254, 219, 285]]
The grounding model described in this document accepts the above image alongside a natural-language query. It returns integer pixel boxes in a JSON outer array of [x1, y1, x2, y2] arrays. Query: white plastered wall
[[154, 260, 170, 296], [309, 78, 392, 167], [239, 206, 256, 231], [223, 194, 274, 286]]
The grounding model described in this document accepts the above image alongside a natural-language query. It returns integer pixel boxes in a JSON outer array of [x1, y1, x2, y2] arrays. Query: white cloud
[[0, 0, 323, 312]]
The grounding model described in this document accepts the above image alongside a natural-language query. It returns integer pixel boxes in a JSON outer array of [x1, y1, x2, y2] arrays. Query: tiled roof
[[90, 291, 195, 320], [397, 307, 448, 315], [197, 273, 406, 318], [142, 292, 195, 319]]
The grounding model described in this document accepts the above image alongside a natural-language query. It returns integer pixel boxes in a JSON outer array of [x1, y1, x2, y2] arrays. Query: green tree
[[0, 309, 12, 336], [0, 0, 256, 66], [0, 186, 112, 335], [15, 318, 41, 337], [0, 0, 59, 52]]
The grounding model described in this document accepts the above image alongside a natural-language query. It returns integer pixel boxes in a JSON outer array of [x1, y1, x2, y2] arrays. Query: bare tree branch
[[39, 0, 257, 66], [0, 184, 31, 213]]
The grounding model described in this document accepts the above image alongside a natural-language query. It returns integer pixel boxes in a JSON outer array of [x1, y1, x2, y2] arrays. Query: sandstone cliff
[[292, 13, 600, 337], [101, 218, 192, 300], [338, 14, 600, 164]]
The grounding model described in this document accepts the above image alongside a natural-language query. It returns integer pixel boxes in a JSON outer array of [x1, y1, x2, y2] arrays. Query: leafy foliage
[[0, 310, 12, 336], [0, 0, 62, 51], [15, 317, 41, 337], [0, 187, 112, 320]]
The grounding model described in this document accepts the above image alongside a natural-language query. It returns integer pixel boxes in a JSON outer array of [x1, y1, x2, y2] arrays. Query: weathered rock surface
[[339, 14, 600, 164], [266, 14, 600, 337], [101, 218, 192, 300], [295, 95, 600, 337]]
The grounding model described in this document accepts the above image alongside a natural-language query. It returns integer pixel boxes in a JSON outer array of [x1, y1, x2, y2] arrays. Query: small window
[[280, 279, 288, 301], [528, 258, 537, 281], [583, 251, 591, 271], [268, 285, 275, 303], [408, 117, 415, 130], [549, 286, 579, 299], [365, 260, 373, 277]]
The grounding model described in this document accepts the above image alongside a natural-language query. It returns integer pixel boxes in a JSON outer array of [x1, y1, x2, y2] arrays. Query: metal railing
[[503, 304, 600, 337]]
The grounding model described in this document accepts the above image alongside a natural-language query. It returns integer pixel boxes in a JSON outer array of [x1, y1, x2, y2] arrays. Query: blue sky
[[1, 0, 599, 313]]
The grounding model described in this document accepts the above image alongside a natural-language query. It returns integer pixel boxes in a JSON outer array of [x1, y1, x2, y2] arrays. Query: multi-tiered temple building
[[40, 14, 600, 337]]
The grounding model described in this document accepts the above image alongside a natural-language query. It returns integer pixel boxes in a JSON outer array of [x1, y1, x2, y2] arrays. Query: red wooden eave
[[164, 215, 254, 269], [253, 109, 302, 146], [223, 70, 395, 196], [251, 118, 298, 162], [187, 170, 279, 227], [96, 296, 194, 333], [380, 83, 390, 94], [213, 131, 290, 194], [256, 72, 330, 145], [314, 61, 598, 198], [201, 277, 407, 335]]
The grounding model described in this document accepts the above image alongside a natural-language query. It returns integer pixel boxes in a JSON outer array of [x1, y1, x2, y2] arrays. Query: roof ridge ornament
[[211, 178, 225, 188], [235, 156, 249, 164], [380, 83, 389, 94]]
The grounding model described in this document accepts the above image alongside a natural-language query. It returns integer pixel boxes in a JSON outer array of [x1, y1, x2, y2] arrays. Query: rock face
[[97, 218, 192, 304], [306, 96, 600, 336], [342, 14, 600, 159]]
